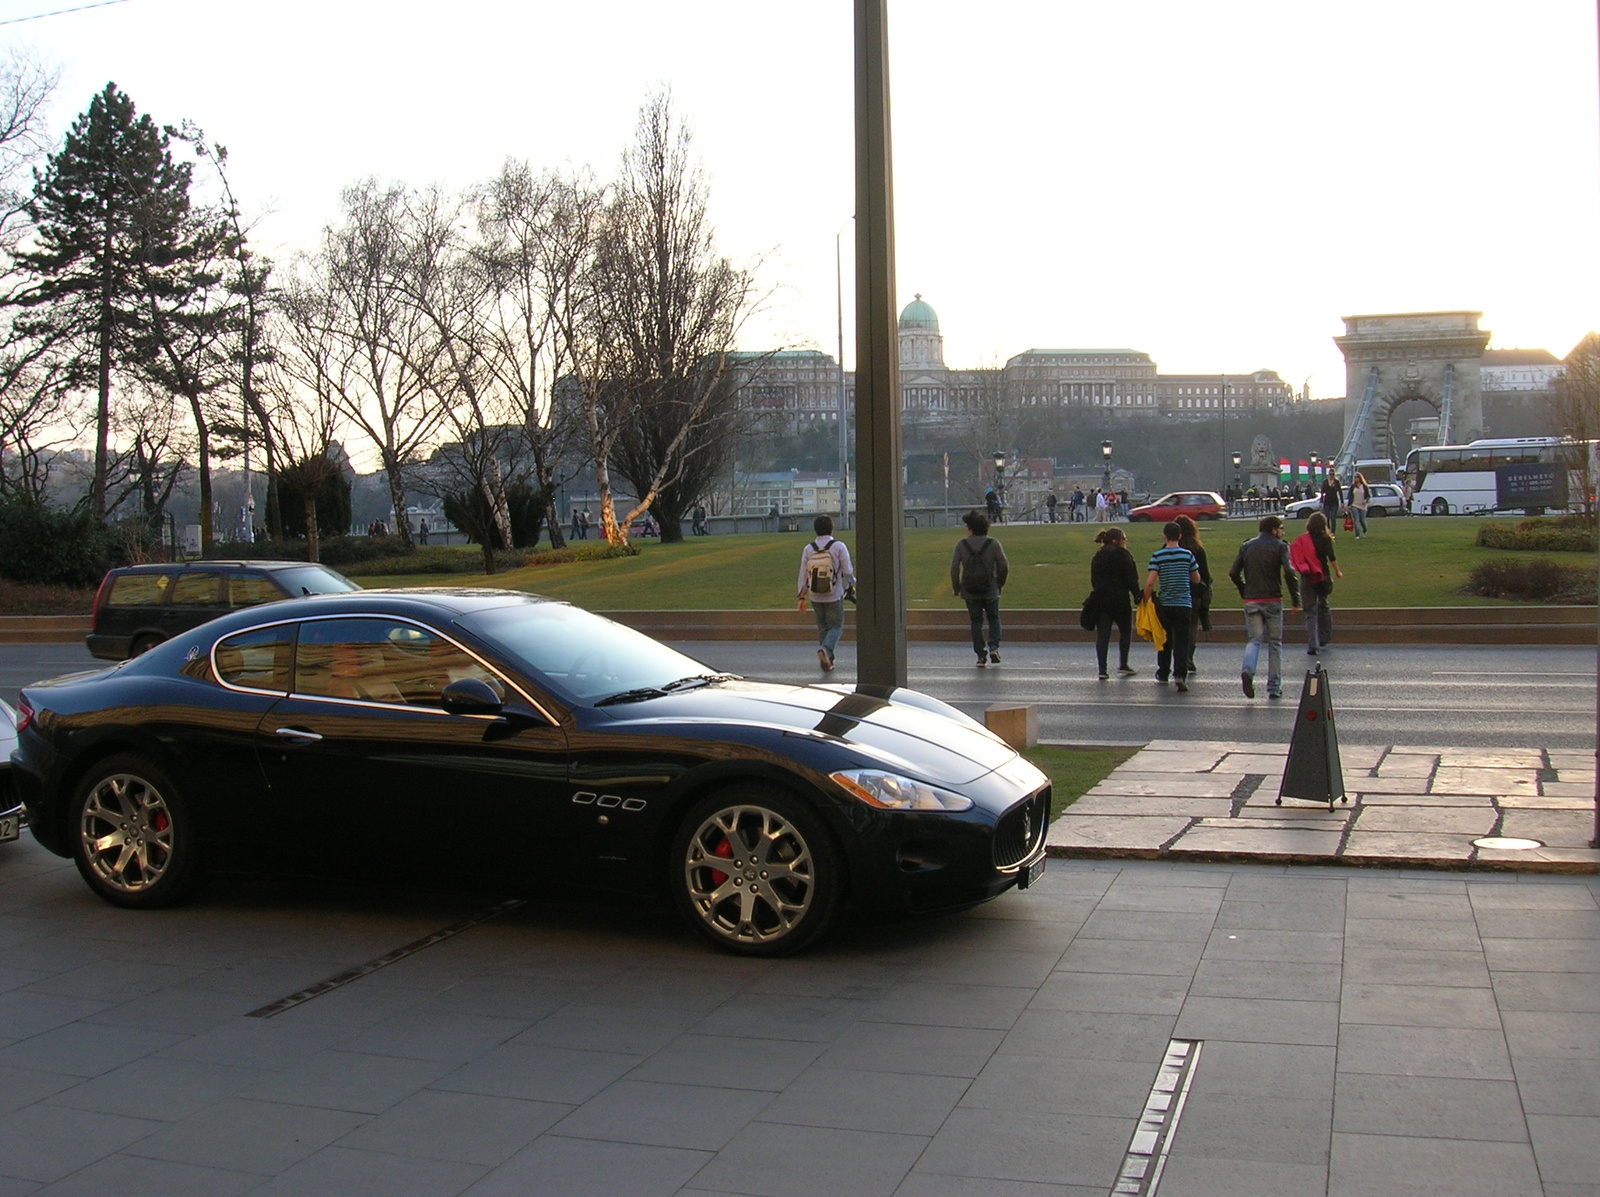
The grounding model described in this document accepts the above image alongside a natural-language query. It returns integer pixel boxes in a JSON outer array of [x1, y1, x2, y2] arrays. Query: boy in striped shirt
[[1142, 521, 1202, 692]]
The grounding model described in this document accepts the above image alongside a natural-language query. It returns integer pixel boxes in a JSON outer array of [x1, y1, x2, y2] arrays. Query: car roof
[[110, 560, 335, 573], [219, 587, 553, 624]]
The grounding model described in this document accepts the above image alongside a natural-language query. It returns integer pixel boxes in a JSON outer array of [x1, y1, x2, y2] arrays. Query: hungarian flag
[[1298, 459, 1309, 481], [1279, 458, 1291, 483]]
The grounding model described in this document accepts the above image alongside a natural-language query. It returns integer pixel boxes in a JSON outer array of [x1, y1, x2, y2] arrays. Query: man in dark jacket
[[951, 510, 1009, 667], [1228, 514, 1301, 699]]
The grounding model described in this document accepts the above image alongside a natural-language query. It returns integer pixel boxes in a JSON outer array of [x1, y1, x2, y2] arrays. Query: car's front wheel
[[1431, 497, 1450, 516], [70, 755, 199, 909], [671, 786, 842, 956]]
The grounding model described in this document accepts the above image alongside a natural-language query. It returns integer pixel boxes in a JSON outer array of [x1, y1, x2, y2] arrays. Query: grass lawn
[[1024, 744, 1137, 819], [359, 515, 1594, 610]]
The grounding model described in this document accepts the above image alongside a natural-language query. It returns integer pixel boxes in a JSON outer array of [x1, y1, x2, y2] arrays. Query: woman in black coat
[[1089, 526, 1141, 679]]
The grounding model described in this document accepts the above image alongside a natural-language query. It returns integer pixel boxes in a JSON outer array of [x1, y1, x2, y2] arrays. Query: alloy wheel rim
[[684, 805, 813, 944], [80, 774, 173, 893]]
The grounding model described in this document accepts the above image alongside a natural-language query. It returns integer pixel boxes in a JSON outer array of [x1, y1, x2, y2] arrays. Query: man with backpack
[[1227, 514, 1301, 700], [951, 510, 1010, 667], [797, 516, 855, 672]]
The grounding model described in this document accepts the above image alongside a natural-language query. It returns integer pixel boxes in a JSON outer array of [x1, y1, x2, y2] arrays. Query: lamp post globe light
[[1100, 439, 1112, 490], [1231, 450, 1242, 498]]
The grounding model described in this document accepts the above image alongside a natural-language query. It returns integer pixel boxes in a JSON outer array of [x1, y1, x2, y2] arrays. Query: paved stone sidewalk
[[2, 838, 1599, 1196], [1049, 741, 1600, 872]]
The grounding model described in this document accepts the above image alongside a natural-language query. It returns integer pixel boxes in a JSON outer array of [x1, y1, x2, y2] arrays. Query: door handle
[[274, 727, 323, 743]]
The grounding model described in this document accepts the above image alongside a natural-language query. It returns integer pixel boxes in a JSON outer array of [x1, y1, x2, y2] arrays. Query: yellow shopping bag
[[1135, 596, 1166, 652]]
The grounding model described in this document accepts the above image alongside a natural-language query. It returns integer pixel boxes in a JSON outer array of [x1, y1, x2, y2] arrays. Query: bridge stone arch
[[1333, 312, 1489, 468]]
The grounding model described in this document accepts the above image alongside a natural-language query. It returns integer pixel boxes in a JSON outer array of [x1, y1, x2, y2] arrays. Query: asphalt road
[[4, 637, 1595, 749]]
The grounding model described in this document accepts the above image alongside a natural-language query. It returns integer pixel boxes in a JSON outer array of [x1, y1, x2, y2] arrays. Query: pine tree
[[14, 83, 199, 520]]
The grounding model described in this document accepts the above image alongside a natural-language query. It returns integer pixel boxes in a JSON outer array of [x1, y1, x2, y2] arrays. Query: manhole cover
[[1473, 837, 1543, 851]]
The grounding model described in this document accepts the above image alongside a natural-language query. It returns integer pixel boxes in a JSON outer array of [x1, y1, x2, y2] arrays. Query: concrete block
[[984, 703, 1037, 749]]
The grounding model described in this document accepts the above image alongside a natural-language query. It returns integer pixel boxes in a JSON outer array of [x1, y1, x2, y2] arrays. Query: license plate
[[0, 815, 18, 843], [1018, 854, 1045, 889]]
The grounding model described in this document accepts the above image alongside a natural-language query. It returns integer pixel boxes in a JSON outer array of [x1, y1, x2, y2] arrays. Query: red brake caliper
[[153, 811, 170, 833], [709, 834, 732, 886]]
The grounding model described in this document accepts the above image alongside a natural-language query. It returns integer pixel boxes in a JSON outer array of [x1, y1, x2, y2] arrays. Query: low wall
[[3, 606, 1593, 647]]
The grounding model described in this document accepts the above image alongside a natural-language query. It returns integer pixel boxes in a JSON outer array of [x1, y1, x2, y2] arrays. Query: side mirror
[[441, 676, 505, 716]]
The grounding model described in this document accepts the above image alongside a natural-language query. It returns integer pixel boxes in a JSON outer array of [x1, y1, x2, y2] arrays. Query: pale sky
[[6, 0, 1598, 397]]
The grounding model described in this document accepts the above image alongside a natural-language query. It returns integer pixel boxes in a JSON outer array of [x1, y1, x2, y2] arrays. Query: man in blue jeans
[[1143, 522, 1201, 692], [798, 516, 855, 671], [951, 510, 1009, 667], [1227, 514, 1301, 699]]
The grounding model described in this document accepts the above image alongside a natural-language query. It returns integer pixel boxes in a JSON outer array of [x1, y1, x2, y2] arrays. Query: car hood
[[598, 680, 1018, 786]]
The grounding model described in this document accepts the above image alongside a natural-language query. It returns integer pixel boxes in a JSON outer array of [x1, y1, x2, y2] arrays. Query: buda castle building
[[731, 295, 1297, 430]]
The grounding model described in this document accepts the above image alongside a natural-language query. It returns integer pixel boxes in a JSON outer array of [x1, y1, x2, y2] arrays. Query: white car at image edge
[[1, 698, 19, 845]]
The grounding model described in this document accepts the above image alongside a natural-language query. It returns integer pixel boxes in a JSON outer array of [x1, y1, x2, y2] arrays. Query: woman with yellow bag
[[1141, 521, 1202, 692]]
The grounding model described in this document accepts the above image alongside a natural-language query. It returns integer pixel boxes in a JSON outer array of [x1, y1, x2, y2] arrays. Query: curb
[[1045, 844, 1600, 875]]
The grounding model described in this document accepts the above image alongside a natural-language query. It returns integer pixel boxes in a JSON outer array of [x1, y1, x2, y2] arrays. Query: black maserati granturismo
[[10, 589, 1050, 954]]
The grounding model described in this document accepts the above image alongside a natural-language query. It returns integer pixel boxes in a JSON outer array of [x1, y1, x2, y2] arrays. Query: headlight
[[830, 769, 973, 812]]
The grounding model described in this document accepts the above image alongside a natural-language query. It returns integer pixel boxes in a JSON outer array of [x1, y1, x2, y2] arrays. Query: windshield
[[457, 602, 716, 704], [274, 565, 359, 596]]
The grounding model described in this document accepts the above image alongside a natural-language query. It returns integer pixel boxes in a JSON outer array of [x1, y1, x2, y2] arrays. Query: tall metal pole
[[1593, 0, 1599, 848], [854, 0, 907, 689], [836, 230, 850, 530]]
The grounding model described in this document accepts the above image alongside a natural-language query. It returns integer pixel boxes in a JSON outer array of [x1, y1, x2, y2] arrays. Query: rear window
[[106, 572, 172, 606], [215, 625, 293, 693]]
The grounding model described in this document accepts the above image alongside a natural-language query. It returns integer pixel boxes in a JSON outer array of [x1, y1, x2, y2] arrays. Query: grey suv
[[87, 560, 358, 660]]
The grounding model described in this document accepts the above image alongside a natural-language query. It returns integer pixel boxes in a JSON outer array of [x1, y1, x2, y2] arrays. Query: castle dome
[[898, 294, 939, 332]]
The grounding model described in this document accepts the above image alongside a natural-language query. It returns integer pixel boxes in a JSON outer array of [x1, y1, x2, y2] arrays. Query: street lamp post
[[1310, 453, 1320, 496], [1231, 450, 1242, 504], [992, 450, 1006, 521], [1100, 439, 1113, 491]]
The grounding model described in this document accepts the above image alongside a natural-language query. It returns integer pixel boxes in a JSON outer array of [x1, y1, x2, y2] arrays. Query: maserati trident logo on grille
[[1019, 809, 1032, 847]]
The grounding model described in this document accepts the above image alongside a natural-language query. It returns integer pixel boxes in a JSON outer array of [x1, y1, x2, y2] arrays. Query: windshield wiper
[[595, 674, 736, 707], [661, 673, 738, 692], [595, 687, 669, 707]]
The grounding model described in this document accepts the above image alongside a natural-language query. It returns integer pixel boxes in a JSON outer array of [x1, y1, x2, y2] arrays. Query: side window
[[170, 572, 226, 608], [106, 572, 172, 606], [215, 625, 293, 693], [294, 618, 499, 707], [230, 573, 284, 608]]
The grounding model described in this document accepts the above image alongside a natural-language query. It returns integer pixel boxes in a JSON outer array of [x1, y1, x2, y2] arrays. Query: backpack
[[961, 538, 994, 596], [805, 538, 837, 595]]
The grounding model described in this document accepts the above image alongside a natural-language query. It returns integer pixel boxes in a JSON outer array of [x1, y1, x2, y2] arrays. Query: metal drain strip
[[245, 898, 527, 1018], [1111, 1038, 1203, 1196]]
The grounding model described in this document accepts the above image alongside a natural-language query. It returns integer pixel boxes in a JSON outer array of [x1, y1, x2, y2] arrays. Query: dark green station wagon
[[86, 560, 358, 660]]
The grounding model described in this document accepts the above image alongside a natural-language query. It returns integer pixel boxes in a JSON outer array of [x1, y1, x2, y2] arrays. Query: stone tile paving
[[1050, 740, 1600, 872], [0, 839, 1599, 1194]]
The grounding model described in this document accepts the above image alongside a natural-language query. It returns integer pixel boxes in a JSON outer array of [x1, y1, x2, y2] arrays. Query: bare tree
[[278, 181, 448, 548], [568, 93, 758, 546], [471, 161, 604, 551], [1552, 334, 1600, 514]]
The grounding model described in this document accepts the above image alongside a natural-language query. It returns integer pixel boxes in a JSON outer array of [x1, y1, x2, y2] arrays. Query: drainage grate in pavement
[[1111, 1038, 1203, 1196], [1229, 774, 1266, 818], [245, 898, 527, 1018]]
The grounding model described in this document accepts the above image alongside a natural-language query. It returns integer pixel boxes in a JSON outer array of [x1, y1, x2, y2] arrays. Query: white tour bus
[[1403, 437, 1597, 516]]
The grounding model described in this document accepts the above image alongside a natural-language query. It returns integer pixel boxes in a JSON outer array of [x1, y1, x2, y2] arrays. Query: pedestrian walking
[[1088, 527, 1139, 679], [579, 507, 591, 539], [1347, 473, 1370, 539], [1320, 473, 1341, 524], [1174, 514, 1212, 676], [1094, 490, 1107, 522], [1290, 511, 1343, 656], [951, 510, 1009, 667], [571, 507, 582, 540], [1228, 514, 1301, 699], [797, 516, 854, 672], [1142, 521, 1201, 692], [1045, 490, 1058, 523], [692, 503, 708, 536], [419, 518, 430, 546], [1070, 486, 1084, 522]]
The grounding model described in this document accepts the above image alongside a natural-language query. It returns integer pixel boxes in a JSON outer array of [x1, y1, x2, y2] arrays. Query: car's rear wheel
[[70, 755, 199, 909], [1431, 497, 1449, 516], [1298, 509, 1311, 519], [671, 786, 841, 956], [1370, 506, 1387, 517], [129, 634, 163, 657]]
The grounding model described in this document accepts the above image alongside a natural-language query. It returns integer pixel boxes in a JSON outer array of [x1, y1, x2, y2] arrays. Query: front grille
[[993, 788, 1049, 868]]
